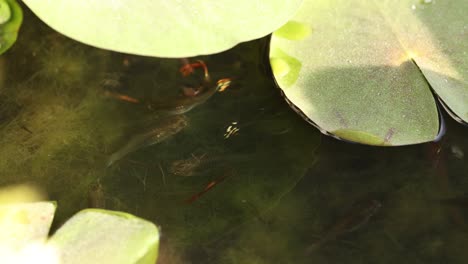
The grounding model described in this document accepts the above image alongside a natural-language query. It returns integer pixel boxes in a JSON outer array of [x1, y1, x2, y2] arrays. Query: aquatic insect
[[305, 199, 382, 254], [107, 115, 188, 166], [216, 78, 232, 92], [88, 180, 106, 209], [169, 153, 208, 177]]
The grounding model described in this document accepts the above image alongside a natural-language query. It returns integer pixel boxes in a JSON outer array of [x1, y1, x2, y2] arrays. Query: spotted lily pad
[[22, 0, 303, 58], [270, 0, 467, 146], [0, 0, 22, 55]]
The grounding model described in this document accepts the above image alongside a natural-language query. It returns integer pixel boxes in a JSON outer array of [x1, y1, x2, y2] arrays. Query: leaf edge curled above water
[[22, 0, 303, 58]]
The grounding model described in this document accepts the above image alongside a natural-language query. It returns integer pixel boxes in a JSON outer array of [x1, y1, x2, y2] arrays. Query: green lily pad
[[270, 0, 467, 146], [0, 199, 159, 264], [22, 0, 303, 58], [48, 209, 160, 264], [0, 202, 56, 249], [0, 0, 22, 55]]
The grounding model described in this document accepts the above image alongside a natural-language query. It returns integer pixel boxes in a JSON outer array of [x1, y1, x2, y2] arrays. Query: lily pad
[[0, 202, 56, 263], [48, 209, 160, 264], [0, 201, 159, 264], [0, 0, 22, 55], [270, 0, 467, 146], [22, 0, 303, 58], [0, 202, 56, 249]]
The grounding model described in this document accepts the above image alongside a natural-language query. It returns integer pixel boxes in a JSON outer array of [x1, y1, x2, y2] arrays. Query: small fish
[[104, 85, 217, 116], [107, 115, 188, 167], [103, 59, 230, 117], [305, 199, 382, 254], [182, 86, 203, 97], [147, 81, 222, 116], [104, 90, 140, 104], [185, 173, 231, 204]]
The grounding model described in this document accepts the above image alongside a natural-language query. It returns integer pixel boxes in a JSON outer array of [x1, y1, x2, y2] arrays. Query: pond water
[[1, 7, 468, 264]]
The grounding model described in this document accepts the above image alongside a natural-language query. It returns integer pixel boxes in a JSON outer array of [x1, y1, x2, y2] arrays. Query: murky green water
[[1, 6, 467, 264]]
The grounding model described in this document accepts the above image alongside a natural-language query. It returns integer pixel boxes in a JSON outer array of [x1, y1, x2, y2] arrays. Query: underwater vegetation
[[304, 198, 382, 254]]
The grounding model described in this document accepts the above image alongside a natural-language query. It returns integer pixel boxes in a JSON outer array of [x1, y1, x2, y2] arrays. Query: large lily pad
[[270, 0, 467, 146], [22, 0, 303, 58], [0, 0, 22, 55]]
